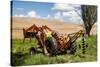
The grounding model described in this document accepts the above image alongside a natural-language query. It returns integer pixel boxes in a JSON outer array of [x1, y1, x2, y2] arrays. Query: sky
[[11, 0, 83, 23]]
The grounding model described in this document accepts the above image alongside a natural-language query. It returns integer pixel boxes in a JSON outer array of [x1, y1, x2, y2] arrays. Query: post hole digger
[[23, 24, 86, 56], [50, 30, 85, 54]]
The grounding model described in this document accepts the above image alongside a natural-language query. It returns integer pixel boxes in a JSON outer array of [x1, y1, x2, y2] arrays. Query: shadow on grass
[[11, 49, 43, 66], [11, 52, 28, 66]]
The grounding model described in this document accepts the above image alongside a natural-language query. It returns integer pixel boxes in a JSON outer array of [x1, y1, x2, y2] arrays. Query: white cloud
[[62, 10, 82, 23], [62, 11, 79, 17], [27, 11, 36, 18], [43, 14, 52, 19], [14, 10, 41, 18], [54, 12, 64, 21], [68, 17, 83, 23], [39, 14, 51, 19], [37, 15, 41, 18], [69, 4, 80, 8], [54, 12, 62, 19], [19, 14, 25, 17], [51, 3, 82, 22], [14, 10, 39, 18], [47, 15, 51, 18], [52, 3, 75, 11], [14, 14, 25, 17]]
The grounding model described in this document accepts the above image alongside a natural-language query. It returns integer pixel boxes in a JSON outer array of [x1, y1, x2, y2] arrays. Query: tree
[[81, 5, 97, 36]]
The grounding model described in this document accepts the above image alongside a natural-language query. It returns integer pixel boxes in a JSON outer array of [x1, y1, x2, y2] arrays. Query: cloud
[[52, 3, 77, 11], [37, 15, 41, 18], [27, 11, 36, 18], [62, 11, 79, 17], [68, 17, 83, 23], [54, 12, 62, 19], [51, 3, 82, 22], [62, 11, 82, 22], [54, 12, 64, 21], [14, 10, 40, 18], [47, 15, 51, 18], [14, 14, 25, 17], [43, 14, 52, 19]]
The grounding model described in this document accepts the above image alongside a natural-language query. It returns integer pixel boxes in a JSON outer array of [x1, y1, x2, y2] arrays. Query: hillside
[[11, 17, 96, 39]]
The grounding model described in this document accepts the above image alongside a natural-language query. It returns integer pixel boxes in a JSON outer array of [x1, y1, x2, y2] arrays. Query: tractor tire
[[45, 37, 58, 56], [66, 43, 77, 54]]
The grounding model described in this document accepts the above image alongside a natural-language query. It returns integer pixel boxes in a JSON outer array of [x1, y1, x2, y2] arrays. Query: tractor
[[23, 24, 85, 56]]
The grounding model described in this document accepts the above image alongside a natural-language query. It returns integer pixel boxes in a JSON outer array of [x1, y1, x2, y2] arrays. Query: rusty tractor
[[23, 24, 85, 56]]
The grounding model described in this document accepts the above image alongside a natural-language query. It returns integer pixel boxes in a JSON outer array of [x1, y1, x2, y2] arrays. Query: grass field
[[11, 35, 97, 66]]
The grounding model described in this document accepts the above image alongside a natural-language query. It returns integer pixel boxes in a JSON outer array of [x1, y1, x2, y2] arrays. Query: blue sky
[[11, 0, 83, 23]]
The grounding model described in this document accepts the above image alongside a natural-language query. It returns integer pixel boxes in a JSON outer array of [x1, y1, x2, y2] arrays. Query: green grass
[[11, 35, 97, 66]]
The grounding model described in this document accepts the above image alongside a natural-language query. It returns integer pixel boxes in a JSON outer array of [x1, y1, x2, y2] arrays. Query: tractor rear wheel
[[66, 43, 77, 54], [45, 37, 58, 56]]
